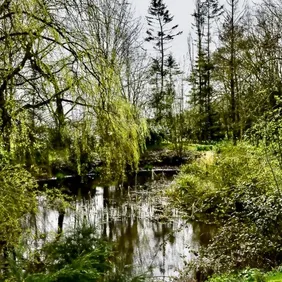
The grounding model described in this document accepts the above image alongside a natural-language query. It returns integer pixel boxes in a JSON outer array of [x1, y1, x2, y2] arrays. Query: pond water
[[28, 174, 213, 281]]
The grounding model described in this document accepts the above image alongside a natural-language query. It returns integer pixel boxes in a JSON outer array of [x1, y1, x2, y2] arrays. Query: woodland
[[1, 0, 282, 281]]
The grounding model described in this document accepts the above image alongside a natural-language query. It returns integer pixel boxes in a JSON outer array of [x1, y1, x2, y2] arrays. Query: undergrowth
[[168, 142, 282, 280]]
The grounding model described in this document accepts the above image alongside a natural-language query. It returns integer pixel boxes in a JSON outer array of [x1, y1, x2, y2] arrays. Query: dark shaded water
[[28, 175, 213, 280]]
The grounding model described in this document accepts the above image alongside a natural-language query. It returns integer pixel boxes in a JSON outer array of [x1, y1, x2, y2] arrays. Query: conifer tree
[[190, 0, 206, 141], [145, 0, 182, 121], [190, 0, 223, 141], [219, 0, 244, 144], [204, 0, 223, 140]]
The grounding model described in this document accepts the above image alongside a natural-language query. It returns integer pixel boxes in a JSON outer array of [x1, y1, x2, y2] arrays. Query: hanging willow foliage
[[71, 55, 148, 180], [96, 99, 147, 181], [0, 165, 37, 246], [0, 0, 148, 180], [97, 59, 147, 180]]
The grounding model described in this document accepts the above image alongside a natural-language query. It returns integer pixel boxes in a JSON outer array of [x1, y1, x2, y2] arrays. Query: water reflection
[[28, 179, 212, 280]]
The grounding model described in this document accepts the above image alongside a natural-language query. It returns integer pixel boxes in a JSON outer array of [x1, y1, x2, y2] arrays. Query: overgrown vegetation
[[207, 267, 282, 282], [169, 142, 282, 281], [2, 224, 147, 282], [0, 165, 37, 248]]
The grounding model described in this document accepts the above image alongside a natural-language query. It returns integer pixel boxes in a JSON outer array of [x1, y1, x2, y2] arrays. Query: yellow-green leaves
[[0, 165, 37, 246]]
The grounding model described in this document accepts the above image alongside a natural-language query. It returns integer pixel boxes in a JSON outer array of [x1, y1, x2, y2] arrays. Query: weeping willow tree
[[0, 0, 147, 180], [0, 0, 148, 259], [0, 166, 37, 247], [70, 51, 148, 180], [0, 1, 148, 270], [0, 0, 78, 165], [94, 65, 147, 180], [65, 0, 148, 180]]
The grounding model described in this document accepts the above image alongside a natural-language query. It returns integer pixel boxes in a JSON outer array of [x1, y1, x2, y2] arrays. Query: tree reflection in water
[[26, 178, 212, 280]]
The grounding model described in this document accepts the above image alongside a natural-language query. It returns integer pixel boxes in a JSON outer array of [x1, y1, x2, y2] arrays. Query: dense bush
[[4, 225, 112, 282], [191, 196, 282, 276], [168, 142, 277, 221], [5, 224, 147, 282], [207, 268, 266, 282], [168, 142, 282, 279], [207, 267, 282, 282]]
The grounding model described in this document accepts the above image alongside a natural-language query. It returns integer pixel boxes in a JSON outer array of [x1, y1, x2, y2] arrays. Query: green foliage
[[248, 106, 282, 195], [44, 226, 111, 272], [205, 267, 282, 282], [207, 267, 282, 282], [168, 142, 275, 220], [104, 268, 148, 282], [145, 0, 182, 121], [0, 0, 148, 180], [196, 145, 213, 151], [6, 225, 112, 282], [5, 224, 149, 282], [146, 123, 166, 147], [0, 165, 37, 246], [95, 96, 148, 180], [168, 142, 282, 276], [42, 187, 72, 212], [208, 269, 266, 282], [267, 272, 282, 282], [193, 199, 282, 273]]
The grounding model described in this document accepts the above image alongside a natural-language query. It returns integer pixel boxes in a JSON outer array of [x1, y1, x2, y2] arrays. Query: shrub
[[168, 142, 282, 277], [196, 145, 213, 152], [6, 224, 148, 282], [207, 268, 266, 282], [168, 142, 277, 222], [5, 224, 112, 282]]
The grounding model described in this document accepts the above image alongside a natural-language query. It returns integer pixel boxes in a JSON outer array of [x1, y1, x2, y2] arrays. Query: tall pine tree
[[190, 0, 223, 141], [145, 0, 182, 121]]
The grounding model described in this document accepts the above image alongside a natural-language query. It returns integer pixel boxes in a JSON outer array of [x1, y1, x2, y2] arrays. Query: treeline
[[2, 0, 282, 176], [189, 0, 282, 144], [145, 0, 282, 146]]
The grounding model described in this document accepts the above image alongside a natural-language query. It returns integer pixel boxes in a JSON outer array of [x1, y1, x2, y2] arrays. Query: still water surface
[[31, 176, 213, 280]]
